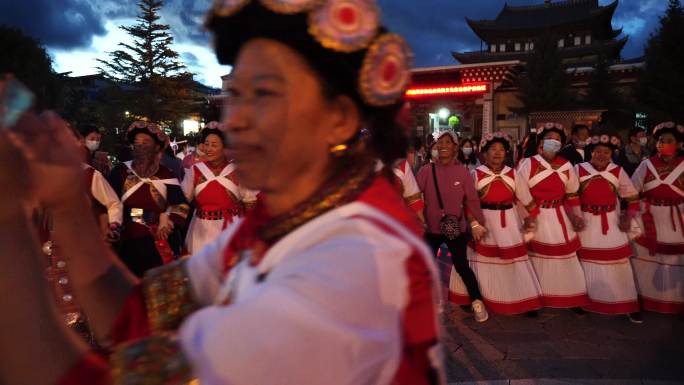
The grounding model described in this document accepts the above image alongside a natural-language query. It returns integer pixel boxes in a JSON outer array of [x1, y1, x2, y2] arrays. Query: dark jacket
[[558, 144, 590, 166]]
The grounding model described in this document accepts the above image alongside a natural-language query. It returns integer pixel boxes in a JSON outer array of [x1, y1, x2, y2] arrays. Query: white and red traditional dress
[[449, 165, 543, 314], [631, 155, 684, 314], [57, 172, 446, 385], [182, 161, 257, 254], [108, 161, 189, 277], [83, 163, 123, 229], [575, 162, 640, 314], [392, 159, 425, 216], [517, 154, 589, 308]]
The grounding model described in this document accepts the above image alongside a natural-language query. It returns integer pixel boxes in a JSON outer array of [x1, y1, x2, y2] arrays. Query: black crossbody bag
[[431, 163, 462, 240]]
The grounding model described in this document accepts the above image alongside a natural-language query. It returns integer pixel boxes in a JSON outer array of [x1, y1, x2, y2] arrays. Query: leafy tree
[[517, 31, 569, 112], [97, 0, 194, 131], [0, 25, 61, 109], [637, 0, 684, 123]]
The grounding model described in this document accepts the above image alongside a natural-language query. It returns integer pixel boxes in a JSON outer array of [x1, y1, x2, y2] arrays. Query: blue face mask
[[542, 139, 562, 154]]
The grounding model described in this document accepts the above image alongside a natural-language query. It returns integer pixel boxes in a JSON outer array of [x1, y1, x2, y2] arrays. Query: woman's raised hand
[[6, 112, 86, 210]]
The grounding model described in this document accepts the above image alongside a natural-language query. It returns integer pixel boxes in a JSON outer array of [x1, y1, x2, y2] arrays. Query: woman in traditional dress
[[107, 121, 189, 277], [631, 122, 684, 315], [182, 122, 257, 254], [0, 2, 444, 384], [450, 132, 543, 315], [575, 133, 642, 322], [517, 123, 589, 310]]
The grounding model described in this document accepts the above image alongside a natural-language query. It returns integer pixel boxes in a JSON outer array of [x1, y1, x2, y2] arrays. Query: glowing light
[[405, 84, 488, 97], [438, 108, 450, 120], [183, 119, 200, 135]]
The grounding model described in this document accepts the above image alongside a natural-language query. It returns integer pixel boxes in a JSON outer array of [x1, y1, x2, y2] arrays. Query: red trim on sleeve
[[110, 286, 151, 345], [408, 199, 425, 213], [57, 353, 110, 385]]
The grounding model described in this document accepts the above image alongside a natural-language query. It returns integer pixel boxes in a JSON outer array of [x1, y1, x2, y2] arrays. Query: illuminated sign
[[405, 84, 488, 97]]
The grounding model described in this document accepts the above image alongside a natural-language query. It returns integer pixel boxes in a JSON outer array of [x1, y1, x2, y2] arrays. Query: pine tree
[[517, 31, 569, 113], [98, 0, 184, 82], [637, 0, 684, 123], [97, 0, 194, 126]]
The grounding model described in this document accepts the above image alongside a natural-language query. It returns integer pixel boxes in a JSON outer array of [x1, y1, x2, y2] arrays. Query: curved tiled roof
[[465, 0, 620, 41]]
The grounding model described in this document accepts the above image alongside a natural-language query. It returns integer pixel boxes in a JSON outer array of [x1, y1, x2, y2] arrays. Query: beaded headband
[[653, 121, 684, 136], [588, 134, 620, 148], [480, 131, 511, 149], [207, 0, 413, 107], [127, 121, 169, 148]]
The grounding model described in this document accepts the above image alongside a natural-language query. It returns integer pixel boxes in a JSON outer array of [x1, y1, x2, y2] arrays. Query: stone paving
[[436, 254, 684, 384]]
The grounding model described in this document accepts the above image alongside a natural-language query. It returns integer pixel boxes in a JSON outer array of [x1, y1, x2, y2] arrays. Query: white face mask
[[542, 139, 562, 154], [431, 149, 439, 159], [85, 140, 100, 152], [462, 147, 473, 156], [639, 137, 648, 146]]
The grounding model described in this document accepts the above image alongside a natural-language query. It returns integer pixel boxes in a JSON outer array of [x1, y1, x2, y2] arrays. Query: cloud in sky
[[0, 0, 668, 87]]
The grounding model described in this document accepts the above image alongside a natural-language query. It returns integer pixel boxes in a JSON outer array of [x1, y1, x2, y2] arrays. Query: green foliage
[[98, 0, 184, 82], [517, 31, 569, 112], [637, 0, 684, 123], [0, 26, 61, 109], [97, 0, 195, 132]]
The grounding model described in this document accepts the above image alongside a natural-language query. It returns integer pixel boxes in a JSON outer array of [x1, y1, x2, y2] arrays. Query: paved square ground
[[437, 254, 684, 384]]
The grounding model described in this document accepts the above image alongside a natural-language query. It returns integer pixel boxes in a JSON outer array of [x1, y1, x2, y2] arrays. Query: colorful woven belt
[[196, 209, 240, 220]]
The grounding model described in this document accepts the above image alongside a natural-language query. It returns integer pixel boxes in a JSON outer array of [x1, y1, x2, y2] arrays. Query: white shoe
[[472, 299, 489, 322]]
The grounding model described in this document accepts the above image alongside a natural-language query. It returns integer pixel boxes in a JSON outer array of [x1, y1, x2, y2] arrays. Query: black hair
[[537, 127, 567, 144], [628, 127, 646, 140], [206, 2, 407, 168], [571, 124, 590, 135], [481, 137, 511, 153], [458, 138, 478, 165], [653, 125, 684, 143], [127, 128, 164, 147], [201, 128, 226, 146], [78, 123, 100, 138]]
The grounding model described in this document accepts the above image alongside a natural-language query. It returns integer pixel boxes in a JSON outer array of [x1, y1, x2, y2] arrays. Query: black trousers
[[118, 236, 164, 278], [425, 232, 483, 301]]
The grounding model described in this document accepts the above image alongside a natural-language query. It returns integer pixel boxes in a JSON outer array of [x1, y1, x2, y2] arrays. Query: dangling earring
[[329, 144, 349, 157]]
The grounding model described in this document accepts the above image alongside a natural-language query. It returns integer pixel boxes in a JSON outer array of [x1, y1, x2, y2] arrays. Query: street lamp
[[438, 108, 450, 120]]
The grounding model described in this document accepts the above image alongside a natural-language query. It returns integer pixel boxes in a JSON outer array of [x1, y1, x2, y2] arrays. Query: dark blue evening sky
[[0, 0, 667, 87]]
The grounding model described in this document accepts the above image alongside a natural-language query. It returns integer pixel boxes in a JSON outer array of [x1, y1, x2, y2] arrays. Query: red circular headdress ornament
[[358, 34, 413, 106]]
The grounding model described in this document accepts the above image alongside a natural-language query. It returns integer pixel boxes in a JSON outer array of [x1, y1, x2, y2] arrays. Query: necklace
[[257, 162, 375, 244]]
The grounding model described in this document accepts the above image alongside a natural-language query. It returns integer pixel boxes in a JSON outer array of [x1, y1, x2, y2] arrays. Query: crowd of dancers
[[405, 122, 684, 323], [2, 1, 682, 384], [46, 116, 684, 333]]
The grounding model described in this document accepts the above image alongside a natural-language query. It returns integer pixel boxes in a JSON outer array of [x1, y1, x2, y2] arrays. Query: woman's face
[[590, 145, 613, 169], [85, 132, 101, 142], [204, 133, 225, 163], [436, 135, 457, 161], [222, 38, 358, 191], [657, 133, 677, 148], [485, 142, 506, 167]]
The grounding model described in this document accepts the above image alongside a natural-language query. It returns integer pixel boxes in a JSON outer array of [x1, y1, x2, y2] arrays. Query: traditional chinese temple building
[[407, 0, 643, 143]]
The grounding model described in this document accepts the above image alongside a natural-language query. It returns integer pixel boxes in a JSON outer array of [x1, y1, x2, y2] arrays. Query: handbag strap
[[431, 163, 446, 215]]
